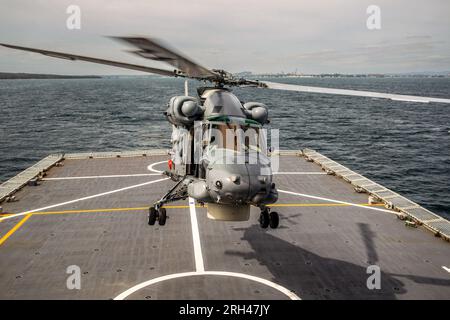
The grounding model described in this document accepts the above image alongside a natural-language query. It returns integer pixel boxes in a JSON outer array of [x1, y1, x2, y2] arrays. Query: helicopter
[[2, 37, 450, 230]]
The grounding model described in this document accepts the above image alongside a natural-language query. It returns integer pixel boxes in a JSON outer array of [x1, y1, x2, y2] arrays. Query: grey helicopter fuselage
[[164, 87, 278, 220]]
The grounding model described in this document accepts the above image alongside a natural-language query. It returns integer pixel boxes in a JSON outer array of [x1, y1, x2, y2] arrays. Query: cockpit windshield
[[203, 122, 267, 155]]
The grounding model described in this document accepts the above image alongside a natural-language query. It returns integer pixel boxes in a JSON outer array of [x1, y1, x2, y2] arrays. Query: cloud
[[0, 0, 449, 74], [282, 37, 450, 73]]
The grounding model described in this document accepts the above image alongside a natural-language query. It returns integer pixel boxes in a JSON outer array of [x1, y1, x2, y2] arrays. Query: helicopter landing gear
[[148, 175, 188, 227], [259, 208, 279, 229], [148, 206, 167, 226]]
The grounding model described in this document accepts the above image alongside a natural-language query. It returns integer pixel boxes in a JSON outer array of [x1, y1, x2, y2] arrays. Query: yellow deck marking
[[0, 203, 384, 246], [0, 214, 32, 246], [33, 205, 188, 215], [8, 203, 384, 216], [34, 207, 149, 215]]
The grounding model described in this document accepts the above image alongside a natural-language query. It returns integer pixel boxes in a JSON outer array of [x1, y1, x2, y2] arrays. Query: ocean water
[[0, 76, 449, 218]]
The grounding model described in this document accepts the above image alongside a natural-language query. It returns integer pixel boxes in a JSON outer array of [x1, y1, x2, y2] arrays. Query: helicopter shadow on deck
[[226, 223, 450, 299]]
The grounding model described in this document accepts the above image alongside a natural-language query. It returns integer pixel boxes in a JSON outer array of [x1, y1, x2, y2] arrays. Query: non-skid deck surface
[[0, 154, 449, 299]]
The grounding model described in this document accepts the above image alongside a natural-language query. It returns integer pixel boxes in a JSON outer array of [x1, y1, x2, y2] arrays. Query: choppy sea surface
[[0, 76, 449, 218]]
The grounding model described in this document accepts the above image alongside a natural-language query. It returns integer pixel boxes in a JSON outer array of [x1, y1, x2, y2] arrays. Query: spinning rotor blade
[[112, 36, 218, 79], [261, 80, 450, 104], [3, 39, 449, 104], [0, 43, 178, 77]]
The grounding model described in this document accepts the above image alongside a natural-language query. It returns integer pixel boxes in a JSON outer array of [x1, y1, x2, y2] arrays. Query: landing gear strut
[[259, 207, 279, 229]]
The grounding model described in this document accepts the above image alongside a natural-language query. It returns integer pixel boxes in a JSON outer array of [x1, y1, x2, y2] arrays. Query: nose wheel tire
[[269, 211, 279, 229], [259, 210, 270, 228], [148, 207, 157, 225], [158, 208, 167, 226]]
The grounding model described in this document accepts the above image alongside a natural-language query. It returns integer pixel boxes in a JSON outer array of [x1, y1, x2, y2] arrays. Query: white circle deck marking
[[114, 271, 301, 300], [112, 179, 300, 301], [147, 160, 166, 174]]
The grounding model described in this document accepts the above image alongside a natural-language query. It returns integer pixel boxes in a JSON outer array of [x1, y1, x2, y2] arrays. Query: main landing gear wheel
[[158, 208, 167, 226], [259, 210, 270, 229], [259, 209, 279, 229], [148, 207, 157, 225], [269, 211, 279, 229], [148, 206, 167, 226]]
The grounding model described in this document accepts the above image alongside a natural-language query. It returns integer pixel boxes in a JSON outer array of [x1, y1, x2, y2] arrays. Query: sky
[[0, 0, 449, 75]]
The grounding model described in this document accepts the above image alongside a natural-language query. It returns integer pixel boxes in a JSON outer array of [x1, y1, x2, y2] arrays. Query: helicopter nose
[[207, 168, 249, 204]]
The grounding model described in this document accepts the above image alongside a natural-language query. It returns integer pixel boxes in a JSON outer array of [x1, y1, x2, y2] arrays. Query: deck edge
[[302, 148, 450, 241], [0, 153, 63, 204]]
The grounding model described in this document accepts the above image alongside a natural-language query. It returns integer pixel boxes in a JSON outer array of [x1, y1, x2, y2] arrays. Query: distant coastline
[[235, 71, 450, 79], [0, 72, 102, 80], [2, 71, 449, 80]]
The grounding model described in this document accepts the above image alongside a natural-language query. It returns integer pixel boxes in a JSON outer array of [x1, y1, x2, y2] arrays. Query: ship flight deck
[[0, 150, 449, 299]]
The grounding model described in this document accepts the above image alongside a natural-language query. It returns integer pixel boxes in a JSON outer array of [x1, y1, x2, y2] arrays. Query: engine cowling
[[165, 96, 203, 127], [243, 102, 269, 124]]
